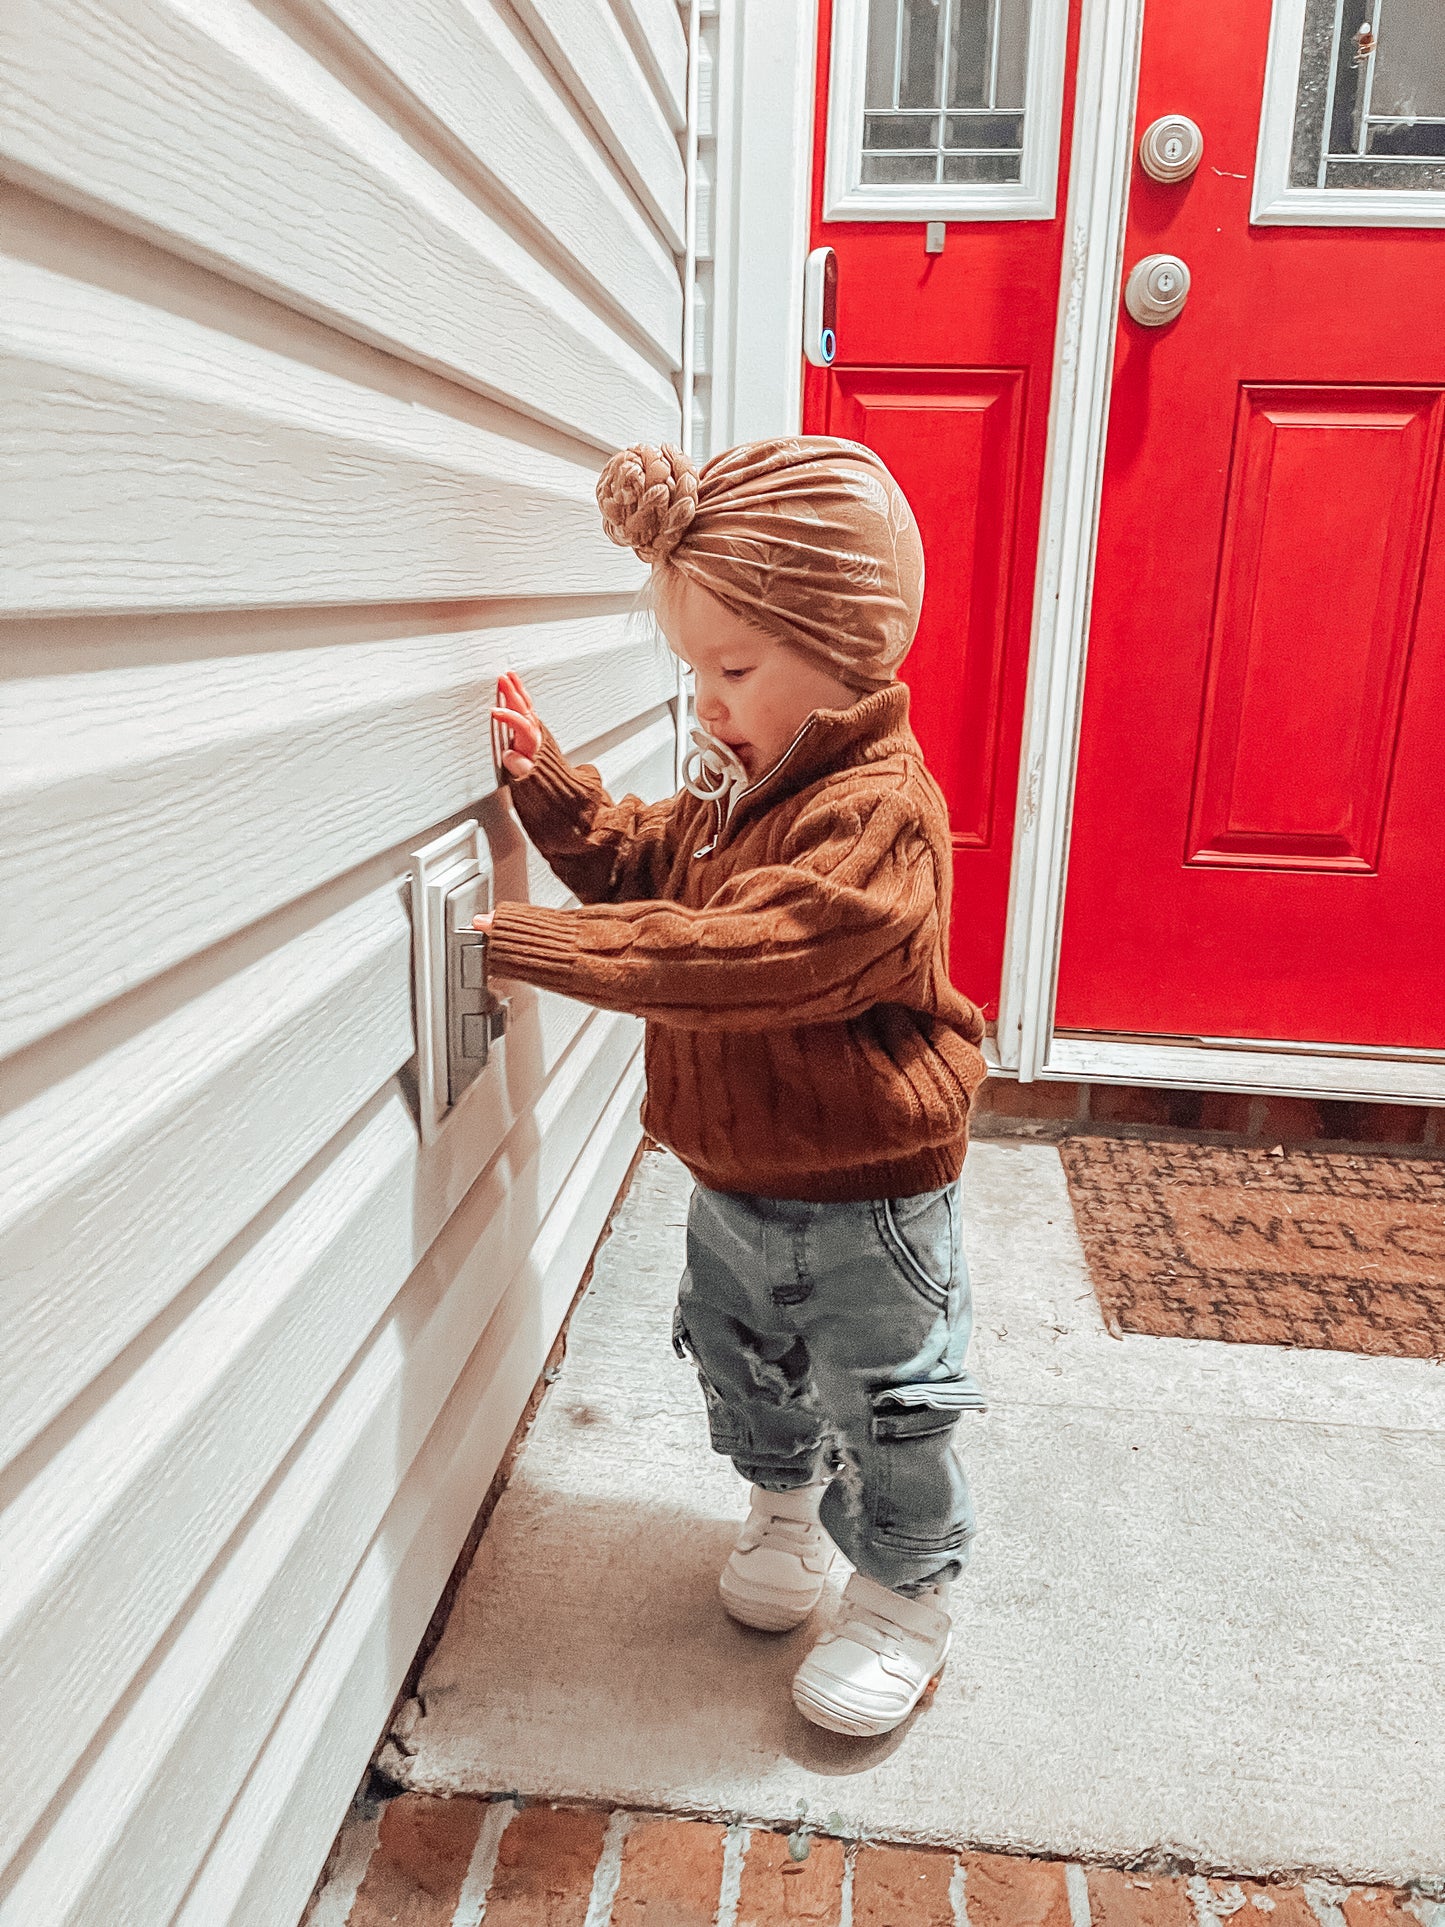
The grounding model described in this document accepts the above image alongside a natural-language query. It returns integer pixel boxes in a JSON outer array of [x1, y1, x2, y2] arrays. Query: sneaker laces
[[681, 727, 749, 814]]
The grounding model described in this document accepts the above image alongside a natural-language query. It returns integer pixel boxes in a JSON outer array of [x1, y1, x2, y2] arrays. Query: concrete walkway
[[392, 1144, 1445, 1886]]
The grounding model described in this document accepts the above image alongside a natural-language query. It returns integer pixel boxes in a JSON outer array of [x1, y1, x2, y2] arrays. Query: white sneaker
[[791, 1571, 951, 1736], [719, 1483, 834, 1632]]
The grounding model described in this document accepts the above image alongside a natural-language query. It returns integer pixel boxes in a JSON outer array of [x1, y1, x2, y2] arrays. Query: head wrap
[[595, 436, 924, 692]]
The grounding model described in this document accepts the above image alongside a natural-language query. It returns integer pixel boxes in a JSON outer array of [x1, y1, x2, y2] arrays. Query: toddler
[[474, 437, 988, 1738]]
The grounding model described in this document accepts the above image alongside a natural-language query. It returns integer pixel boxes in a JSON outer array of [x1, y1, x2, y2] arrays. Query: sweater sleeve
[[504, 725, 683, 905], [486, 790, 939, 1030]]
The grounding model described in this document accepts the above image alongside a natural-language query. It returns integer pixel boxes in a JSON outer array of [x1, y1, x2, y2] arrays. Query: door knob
[[1139, 114, 1204, 182], [1125, 253, 1191, 327]]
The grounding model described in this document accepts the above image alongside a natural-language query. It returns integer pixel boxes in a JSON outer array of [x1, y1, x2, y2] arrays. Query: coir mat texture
[[1058, 1136, 1445, 1359]]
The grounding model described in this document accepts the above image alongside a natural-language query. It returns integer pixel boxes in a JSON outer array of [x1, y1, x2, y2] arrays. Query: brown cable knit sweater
[[487, 681, 987, 1201]]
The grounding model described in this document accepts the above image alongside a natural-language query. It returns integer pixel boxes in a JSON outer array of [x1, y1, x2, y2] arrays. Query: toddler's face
[[655, 572, 862, 782]]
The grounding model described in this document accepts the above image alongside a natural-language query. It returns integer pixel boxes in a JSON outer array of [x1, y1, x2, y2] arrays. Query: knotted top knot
[[596, 442, 701, 564]]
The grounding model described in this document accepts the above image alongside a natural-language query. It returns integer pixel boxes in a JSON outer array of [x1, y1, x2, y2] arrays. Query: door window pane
[[861, 0, 1032, 186], [942, 152, 1024, 183], [1290, 0, 1445, 190], [945, 111, 1024, 148], [865, 112, 942, 149], [867, 153, 943, 184]]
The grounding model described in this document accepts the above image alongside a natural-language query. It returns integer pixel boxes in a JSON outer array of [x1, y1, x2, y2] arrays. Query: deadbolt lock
[[1125, 253, 1191, 327], [1139, 114, 1204, 183]]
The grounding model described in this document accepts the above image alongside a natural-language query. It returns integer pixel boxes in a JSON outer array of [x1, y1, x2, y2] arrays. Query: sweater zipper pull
[[693, 797, 723, 860], [704, 717, 815, 857]]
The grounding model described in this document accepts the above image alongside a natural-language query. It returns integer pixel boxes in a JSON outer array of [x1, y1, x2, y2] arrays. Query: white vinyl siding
[[0, 1, 689, 1919]]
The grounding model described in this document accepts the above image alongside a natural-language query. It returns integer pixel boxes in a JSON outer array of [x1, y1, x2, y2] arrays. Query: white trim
[[1042, 1034, 1445, 1103], [705, 0, 818, 445], [676, 0, 701, 788], [995, 0, 1144, 1076], [1252, 0, 1445, 227], [822, 0, 1069, 222], [680, 0, 701, 451]]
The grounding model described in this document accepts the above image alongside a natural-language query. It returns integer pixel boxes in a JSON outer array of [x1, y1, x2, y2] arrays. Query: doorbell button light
[[1139, 113, 1204, 183], [1125, 253, 1191, 327]]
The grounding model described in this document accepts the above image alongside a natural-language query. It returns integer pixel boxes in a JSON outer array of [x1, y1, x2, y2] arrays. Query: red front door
[[805, 0, 1083, 1019], [1056, 0, 1445, 1049]]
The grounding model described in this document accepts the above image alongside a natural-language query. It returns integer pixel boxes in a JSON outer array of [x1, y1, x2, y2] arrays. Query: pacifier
[[681, 727, 750, 810]]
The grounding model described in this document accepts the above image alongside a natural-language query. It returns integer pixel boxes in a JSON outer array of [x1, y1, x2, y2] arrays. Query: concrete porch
[[306, 1134, 1445, 1921]]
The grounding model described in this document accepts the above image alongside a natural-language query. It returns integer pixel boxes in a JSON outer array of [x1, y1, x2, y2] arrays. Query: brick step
[[306, 1793, 1440, 1927], [972, 1080, 1444, 1151]]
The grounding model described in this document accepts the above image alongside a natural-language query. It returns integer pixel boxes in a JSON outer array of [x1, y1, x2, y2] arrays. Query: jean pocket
[[872, 1185, 957, 1308], [871, 1377, 987, 1441]]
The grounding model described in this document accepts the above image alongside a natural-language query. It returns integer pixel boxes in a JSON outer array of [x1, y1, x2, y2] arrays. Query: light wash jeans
[[673, 1178, 983, 1593]]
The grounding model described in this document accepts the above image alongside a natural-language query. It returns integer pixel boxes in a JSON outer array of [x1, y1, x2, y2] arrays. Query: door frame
[[993, 0, 1445, 1101], [697, 0, 820, 451], [714, 0, 1445, 1104]]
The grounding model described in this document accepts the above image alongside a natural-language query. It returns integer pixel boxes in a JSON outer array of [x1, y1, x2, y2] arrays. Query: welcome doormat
[[1058, 1136, 1445, 1358]]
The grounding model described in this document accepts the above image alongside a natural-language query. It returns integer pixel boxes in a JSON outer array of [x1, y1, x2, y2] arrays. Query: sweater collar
[[711, 680, 914, 841]]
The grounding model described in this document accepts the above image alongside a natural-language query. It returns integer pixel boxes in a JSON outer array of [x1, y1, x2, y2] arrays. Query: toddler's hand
[[491, 669, 543, 780], [472, 912, 494, 934]]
